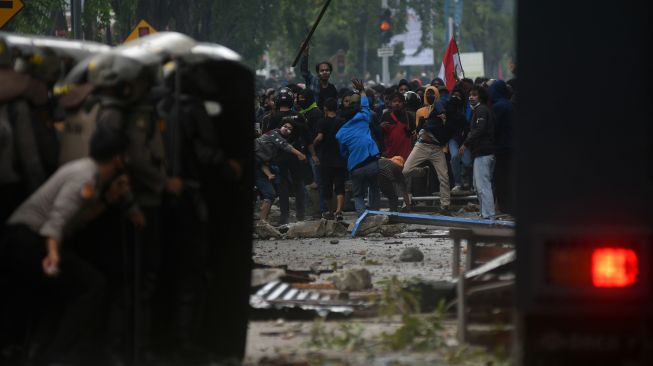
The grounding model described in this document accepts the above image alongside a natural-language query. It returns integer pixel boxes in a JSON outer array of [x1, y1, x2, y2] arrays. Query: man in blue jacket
[[336, 79, 381, 216]]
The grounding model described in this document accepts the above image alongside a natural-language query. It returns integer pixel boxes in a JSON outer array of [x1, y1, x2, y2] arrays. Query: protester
[[416, 85, 442, 129], [398, 79, 410, 94], [459, 85, 496, 219], [378, 156, 411, 212], [298, 88, 324, 195], [403, 108, 452, 213], [299, 45, 338, 110], [336, 79, 381, 216], [255, 123, 307, 222], [262, 87, 314, 224], [404, 91, 422, 114], [313, 98, 347, 221], [490, 80, 515, 215], [447, 85, 473, 192], [379, 92, 415, 160]]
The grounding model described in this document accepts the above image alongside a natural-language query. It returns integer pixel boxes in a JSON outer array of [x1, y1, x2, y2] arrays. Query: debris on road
[[331, 268, 373, 291], [325, 220, 348, 237], [349, 215, 389, 236], [379, 224, 405, 237], [286, 219, 327, 238], [252, 268, 287, 288], [399, 247, 425, 262], [250, 281, 369, 316], [255, 221, 283, 239], [284, 219, 349, 238]]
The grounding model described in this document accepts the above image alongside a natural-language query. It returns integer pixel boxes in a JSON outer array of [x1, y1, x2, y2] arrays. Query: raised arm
[[300, 46, 315, 85]]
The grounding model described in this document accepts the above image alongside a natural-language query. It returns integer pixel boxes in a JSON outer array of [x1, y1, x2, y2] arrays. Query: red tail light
[[592, 248, 639, 288]]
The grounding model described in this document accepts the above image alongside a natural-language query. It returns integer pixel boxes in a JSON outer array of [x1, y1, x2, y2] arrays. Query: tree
[[459, 0, 515, 78]]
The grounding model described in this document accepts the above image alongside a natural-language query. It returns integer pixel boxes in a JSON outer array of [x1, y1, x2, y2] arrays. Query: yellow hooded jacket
[[415, 85, 439, 129]]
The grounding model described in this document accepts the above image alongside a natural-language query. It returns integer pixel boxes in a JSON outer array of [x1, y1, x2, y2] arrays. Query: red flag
[[437, 37, 464, 91]]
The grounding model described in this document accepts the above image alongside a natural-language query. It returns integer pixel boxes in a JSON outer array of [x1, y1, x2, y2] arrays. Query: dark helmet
[[404, 91, 421, 110], [25, 47, 61, 84], [275, 87, 294, 108]]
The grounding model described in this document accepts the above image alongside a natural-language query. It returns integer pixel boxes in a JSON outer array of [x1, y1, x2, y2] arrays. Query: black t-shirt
[[316, 116, 346, 168], [302, 107, 323, 141], [318, 84, 338, 110]]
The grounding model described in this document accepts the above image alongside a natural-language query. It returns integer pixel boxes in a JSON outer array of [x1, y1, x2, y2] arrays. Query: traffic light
[[379, 8, 393, 45]]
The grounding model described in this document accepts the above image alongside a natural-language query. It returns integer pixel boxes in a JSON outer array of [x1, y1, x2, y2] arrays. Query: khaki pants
[[402, 142, 450, 207]]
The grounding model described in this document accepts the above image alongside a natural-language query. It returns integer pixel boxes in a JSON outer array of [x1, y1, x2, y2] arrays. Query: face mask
[[426, 94, 436, 105]]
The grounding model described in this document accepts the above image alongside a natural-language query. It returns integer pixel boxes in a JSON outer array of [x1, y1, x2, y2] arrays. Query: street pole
[[382, 54, 389, 86], [71, 0, 82, 40], [381, 0, 390, 85]]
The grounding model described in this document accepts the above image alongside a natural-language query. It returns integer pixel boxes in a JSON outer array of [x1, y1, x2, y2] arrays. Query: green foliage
[[374, 276, 421, 318], [305, 276, 511, 364], [4, 0, 66, 35], [308, 318, 367, 352], [4, 0, 515, 78], [379, 302, 447, 352], [459, 0, 515, 77], [82, 0, 114, 42]]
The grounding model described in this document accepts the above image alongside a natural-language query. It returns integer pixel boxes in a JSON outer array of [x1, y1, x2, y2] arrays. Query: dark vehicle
[[515, 1, 651, 365]]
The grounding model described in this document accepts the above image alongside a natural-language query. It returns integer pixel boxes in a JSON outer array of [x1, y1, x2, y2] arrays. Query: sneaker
[[451, 185, 462, 192], [438, 206, 452, 215], [321, 212, 335, 220], [335, 212, 344, 222]]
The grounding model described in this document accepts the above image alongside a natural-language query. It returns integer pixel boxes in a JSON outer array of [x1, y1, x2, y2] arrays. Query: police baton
[[291, 0, 332, 68]]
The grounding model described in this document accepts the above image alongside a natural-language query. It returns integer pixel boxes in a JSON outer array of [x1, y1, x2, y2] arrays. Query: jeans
[[448, 138, 473, 187], [473, 154, 496, 219], [350, 160, 381, 216]]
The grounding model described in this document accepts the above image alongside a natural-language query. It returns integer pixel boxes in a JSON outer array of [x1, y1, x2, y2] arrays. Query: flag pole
[[453, 35, 465, 79]]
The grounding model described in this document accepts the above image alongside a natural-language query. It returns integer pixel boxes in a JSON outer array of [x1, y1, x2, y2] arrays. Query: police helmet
[[87, 52, 147, 88], [26, 47, 61, 83]]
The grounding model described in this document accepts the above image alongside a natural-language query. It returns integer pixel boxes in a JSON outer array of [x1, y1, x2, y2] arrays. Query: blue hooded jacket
[[489, 80, 514, 154], [336, 96, 380, 171]]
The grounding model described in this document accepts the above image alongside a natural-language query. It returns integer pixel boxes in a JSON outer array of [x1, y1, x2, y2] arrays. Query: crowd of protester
[[254, 47, 516, 223]]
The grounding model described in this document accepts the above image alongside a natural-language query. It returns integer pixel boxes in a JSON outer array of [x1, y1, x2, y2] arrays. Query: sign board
[[377, 47, 394, 57], [459, 52, 485, 79], [395, 8, 434, 66], [124, 19, 157, 43], [0, 0, 24, 28]]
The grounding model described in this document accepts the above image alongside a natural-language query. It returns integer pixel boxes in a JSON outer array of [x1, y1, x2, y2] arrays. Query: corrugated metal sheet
[[250, 281, 369, 316]]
